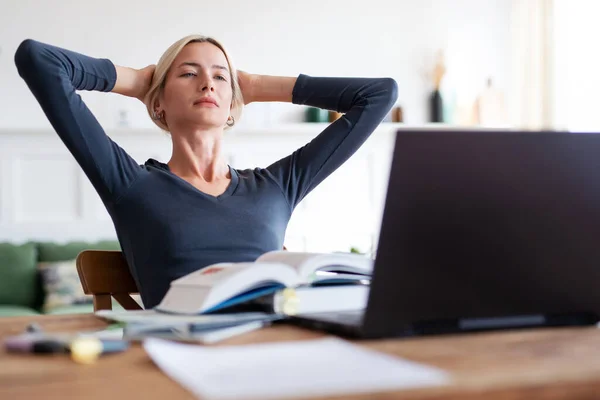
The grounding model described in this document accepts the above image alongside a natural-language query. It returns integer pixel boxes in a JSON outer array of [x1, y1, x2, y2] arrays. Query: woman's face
[[159, 42, 233, 130]]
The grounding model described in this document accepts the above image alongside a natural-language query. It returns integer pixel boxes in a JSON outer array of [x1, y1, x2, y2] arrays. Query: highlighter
[[70, 337, 130, 364]]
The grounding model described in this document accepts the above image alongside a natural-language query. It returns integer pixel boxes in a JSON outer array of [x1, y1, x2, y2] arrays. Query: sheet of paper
[[96, 309, 274, 325], [143, 337, 450, 400], [78, 327, 125, 340]]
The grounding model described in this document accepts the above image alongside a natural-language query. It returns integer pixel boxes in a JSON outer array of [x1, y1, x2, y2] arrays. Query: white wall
[[0, 0, 512, 129], [0, 0, 512, 250]]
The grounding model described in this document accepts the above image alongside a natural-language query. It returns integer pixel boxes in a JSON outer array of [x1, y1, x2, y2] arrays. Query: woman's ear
[[151, 98, 164, 121], [153, 98, 162, 114]]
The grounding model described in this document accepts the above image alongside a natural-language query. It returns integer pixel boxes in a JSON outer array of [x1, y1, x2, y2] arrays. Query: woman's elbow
[[14, 39, 43, 78], [380, 77, 399, 109]]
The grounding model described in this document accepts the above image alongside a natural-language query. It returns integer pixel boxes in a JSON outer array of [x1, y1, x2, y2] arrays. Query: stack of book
[[97, 250, 372, 342]]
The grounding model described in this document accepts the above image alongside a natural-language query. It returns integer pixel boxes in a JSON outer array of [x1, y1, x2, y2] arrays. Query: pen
[[5, 335, 69, 354]]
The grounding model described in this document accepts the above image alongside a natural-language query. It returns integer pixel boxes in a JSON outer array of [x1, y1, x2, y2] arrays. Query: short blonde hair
[[145, 34, 243, 132]]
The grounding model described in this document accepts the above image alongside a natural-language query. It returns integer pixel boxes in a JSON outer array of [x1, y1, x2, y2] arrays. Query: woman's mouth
[[194, 98, 218, 107]]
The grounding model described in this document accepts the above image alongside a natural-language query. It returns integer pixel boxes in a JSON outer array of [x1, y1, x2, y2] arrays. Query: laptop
[[290, 129, 600, 339]]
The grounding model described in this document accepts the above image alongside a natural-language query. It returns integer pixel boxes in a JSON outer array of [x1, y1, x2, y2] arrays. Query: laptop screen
[[364, 130, 600, 338]]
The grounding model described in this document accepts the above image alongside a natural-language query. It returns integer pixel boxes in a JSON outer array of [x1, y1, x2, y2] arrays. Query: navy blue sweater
[[14, 39, 398, 308]]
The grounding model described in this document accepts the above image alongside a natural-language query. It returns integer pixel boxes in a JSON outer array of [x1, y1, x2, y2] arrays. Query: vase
[[429, 89, 444, 123], [306, 107, 329, 123]]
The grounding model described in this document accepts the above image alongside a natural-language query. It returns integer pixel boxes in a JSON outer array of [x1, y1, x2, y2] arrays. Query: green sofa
[[0, 240, 122, 317]]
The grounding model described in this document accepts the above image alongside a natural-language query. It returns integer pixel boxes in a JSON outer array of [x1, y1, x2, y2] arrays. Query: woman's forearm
[[250, 75, 297, 103], [13, 39, 142, 202], [111, 65, 142, 98]]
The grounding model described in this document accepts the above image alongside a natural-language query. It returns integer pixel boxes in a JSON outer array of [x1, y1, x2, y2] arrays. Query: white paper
[[78, 327, 125, 340], [96, 309, 272, 325], [144, 337, 450, 400]]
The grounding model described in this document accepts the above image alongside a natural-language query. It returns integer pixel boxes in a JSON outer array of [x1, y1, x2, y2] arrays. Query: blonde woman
[[14, 36, 398, 308]]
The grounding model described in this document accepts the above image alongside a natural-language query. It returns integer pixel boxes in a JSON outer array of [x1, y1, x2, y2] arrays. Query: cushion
[[0, 305, 41, 317], [38, 259, 93, 313], [0, 242, 38, 308], [45, 304, 95, 315], [37, 240, 121, 262]]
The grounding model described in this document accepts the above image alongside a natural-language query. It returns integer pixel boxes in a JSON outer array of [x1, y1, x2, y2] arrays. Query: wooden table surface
[[1, 314, 600, 399]]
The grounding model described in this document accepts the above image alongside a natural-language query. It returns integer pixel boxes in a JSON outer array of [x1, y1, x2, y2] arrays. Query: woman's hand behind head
[[112, 64, 156, 103], [236, 70, 257, 105], [137, 64, 156, 103]]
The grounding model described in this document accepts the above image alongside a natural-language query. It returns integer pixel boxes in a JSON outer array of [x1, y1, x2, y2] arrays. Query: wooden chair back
[[76, 246, 289, 312], [76, 250, 143, 312]]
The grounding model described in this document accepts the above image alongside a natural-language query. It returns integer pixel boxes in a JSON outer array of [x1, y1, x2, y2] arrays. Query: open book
[[155, 251, 373, 315]]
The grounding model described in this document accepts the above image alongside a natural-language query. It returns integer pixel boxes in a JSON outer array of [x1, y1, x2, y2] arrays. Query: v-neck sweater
[[15, 39, 398, 308]]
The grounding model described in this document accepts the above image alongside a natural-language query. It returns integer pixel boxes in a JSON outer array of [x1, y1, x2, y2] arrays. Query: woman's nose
[[201, 83, 214, 92], [199, 76, 215, 92]]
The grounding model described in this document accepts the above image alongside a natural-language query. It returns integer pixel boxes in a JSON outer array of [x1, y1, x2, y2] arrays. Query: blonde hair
[[145, 34, 244, 132]]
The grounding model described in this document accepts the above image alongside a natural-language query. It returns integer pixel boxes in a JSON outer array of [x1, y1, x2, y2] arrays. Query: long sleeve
[[266, 74, 398, 209], [14, 39, 141, 205]]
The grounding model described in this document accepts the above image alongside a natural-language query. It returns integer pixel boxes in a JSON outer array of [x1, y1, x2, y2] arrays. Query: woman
[[14, 35, 398, 308]]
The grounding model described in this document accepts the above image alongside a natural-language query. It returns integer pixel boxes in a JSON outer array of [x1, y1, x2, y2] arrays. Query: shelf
[[0, 122, 487, 138]]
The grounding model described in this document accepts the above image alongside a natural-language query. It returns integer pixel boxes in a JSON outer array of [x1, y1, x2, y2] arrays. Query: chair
[[76, 246, 289, 312], [76, 250, 143, 312]]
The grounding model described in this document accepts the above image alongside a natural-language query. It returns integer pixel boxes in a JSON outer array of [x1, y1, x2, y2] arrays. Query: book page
[[144, 337, 450, 400], [170, 262, 297, 288], [257, 251, 373, 281]]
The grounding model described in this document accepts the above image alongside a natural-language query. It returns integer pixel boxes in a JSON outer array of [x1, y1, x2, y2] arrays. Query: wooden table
[[2, 314, 600, 399]]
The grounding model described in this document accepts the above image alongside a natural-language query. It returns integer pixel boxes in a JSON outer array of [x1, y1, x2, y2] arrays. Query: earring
[[226, 116, 235, 127], [152, 110, 163, 121]]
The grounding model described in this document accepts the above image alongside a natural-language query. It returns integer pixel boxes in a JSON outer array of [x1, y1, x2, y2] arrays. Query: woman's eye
[[215, 75, 227, 81], [181, 72, 196, 77]]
